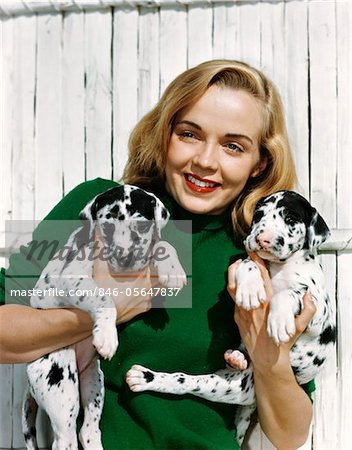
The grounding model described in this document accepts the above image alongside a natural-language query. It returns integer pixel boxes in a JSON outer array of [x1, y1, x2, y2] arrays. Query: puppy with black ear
[[235, 190, 332, 344], [22, 184, 186, 450], [126, 190, 335, 446]]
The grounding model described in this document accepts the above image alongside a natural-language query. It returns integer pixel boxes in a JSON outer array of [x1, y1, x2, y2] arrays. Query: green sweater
[[1, 178, 315, 449]]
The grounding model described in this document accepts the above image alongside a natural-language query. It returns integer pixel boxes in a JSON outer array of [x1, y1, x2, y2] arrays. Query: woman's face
[[165, 85, 265, 215]]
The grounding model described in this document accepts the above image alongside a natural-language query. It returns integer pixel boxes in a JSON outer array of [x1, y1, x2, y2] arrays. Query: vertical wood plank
[[236, 2, 261, 68], [84, 10, 112, 181], [309, 2, 338, 448], [260, 0, 286, 94], [213, 4, 238, 60], [336, 2, 352, 449], [12, 365, 26, 448], [0, 365, 13, 448], [159, 5, 187, 94], [0, 17, 14, 270], [284, 1, 310, 196], [35, 14, 63, 219], [112, 6, 139, 181], [11, 15, 36, 220], [0, 17, 15, 448], [138, 7, 160, 119], [62, 12, 85, 195], [309, 1, 337, 219], [188, 4, 213, 67]]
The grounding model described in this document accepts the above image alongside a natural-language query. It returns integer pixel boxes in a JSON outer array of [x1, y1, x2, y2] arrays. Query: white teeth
[[187, 174, 217, 188]]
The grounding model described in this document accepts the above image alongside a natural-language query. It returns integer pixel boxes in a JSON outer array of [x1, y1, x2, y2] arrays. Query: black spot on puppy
[[319, 325, 336, 345], [46, 363, 64, 387], [143, 370, 155, 383]]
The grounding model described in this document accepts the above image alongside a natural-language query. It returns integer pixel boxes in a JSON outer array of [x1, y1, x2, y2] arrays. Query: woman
[[0, 60, 316, 449]]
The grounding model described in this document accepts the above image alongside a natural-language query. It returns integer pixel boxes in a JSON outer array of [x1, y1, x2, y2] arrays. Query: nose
[[192, 141, 218, 172], [256, 232, 273, 249]]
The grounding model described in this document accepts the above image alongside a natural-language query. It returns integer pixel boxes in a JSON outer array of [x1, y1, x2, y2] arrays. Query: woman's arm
[[1, 255, 157, 364], [0, 305, 93, 363], [227, 257, 316, 450], [236, 297, 315, 449]]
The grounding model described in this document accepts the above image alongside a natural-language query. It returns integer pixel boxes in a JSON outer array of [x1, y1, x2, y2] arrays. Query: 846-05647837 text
[[10, 286, 182, 299]]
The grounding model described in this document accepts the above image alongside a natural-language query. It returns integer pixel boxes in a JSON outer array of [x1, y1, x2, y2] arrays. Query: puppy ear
[[152, 196, 170, 238], [306, 209, 330, 250], [79, 197, 98, 241]]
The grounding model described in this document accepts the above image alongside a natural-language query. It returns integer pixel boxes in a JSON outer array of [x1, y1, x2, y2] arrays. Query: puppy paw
[[153, 242, 187, 288], [126, 364, 156, 392], [267, 310, 296, 345], [224, 349, 248, 370], [156, 259, 187, 288], [235, 280, 266, 310], [92, 322, 118, 360], [235, 260, 266, 310]]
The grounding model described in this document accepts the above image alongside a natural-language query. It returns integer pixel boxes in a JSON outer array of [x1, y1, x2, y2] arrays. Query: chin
[[255, 249, 292, 262]]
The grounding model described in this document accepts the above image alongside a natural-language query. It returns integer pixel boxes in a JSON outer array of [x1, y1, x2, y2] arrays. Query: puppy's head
[[79, 185, 169, 271], [245, 191, 330, 261]]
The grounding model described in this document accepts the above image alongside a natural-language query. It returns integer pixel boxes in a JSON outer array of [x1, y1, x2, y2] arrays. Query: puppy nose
[[256, 232, 272, 249]]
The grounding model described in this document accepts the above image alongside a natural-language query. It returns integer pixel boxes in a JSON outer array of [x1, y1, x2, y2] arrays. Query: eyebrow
[[175, 120, 254, 145]]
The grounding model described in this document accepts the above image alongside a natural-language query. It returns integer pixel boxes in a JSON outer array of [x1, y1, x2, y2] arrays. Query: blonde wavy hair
[[123, 59, 297, 237]]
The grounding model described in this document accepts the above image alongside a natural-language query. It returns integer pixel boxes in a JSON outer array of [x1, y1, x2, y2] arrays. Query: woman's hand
[[92, 231, 162, 325], [227, 253, 316, 372]]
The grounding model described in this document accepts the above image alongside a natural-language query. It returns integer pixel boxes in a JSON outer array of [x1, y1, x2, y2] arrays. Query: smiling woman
[[165, 86, 265, 215], [1, 59, 314, 450]]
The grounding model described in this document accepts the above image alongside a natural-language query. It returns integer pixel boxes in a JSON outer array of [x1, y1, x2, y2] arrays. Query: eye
[[253, 209, 264, 224], [224, 142, 244, 153], [178, 131, 197, 140], [284, 214, 298, 226]]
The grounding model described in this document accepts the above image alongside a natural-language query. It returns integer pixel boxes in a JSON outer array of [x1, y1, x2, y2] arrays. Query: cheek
[[166, 140, 182, 172], [220, 160, 254, 187], [220, 151, 260, 186]]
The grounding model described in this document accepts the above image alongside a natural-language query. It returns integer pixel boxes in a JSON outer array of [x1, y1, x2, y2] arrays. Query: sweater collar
[[158, 190, 232, 232]]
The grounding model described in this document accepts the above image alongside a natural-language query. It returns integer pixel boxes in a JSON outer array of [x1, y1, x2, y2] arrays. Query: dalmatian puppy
[[22, 185, 186, 450], [126, 190, 336, 445]]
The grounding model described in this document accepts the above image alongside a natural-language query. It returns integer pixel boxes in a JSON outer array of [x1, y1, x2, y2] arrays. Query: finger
[[295, 291, 317, 335], [246, 251, 269, 279]]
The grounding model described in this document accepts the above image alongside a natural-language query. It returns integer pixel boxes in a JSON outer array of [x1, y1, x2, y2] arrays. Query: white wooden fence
[[1, 0, 351, 449]]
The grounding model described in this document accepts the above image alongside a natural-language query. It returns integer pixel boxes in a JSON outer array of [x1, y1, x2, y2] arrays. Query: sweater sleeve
[[0, 178, 118, 306]]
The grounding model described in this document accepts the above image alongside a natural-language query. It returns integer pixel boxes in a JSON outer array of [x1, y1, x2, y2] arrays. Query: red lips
[[184, 173, 221, 194]]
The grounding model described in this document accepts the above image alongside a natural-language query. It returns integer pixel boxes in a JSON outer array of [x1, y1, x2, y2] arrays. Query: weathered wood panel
[[336, 2, 352, 450], [308, 3, 339, 449], [35, 14, 63, 219], [62, 12, 85, 195], [112, 6, 139, 181], [84, 10, 112, 181]]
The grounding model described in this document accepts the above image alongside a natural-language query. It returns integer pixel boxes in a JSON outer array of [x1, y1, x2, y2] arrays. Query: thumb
[[295, 290, 317, 336]]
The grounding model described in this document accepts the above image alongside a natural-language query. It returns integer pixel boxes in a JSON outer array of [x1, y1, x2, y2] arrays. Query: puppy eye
[[253, 210, 264, 224], [284, 215, 297, 226], [137, 221, 153, 233], [106, 211, 118, 219]]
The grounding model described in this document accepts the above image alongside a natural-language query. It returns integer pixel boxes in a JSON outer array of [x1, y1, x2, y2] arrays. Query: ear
[[251, 155, 268, 178], [79, 196, 98, 241], [306, 209, 330, 250], [152, 195, 170, 238]]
